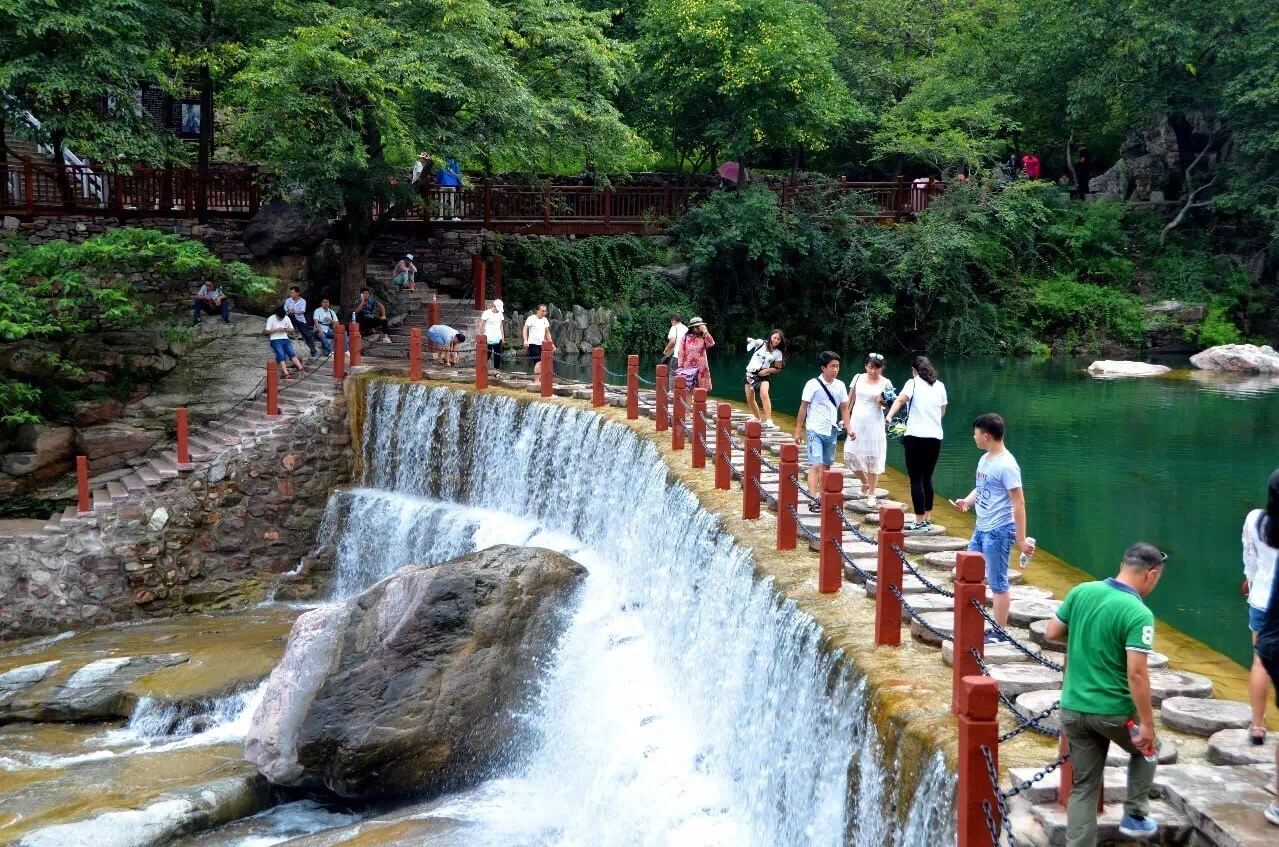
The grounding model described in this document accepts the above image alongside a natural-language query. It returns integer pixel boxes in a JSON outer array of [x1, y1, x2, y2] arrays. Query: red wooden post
[[691, 389, 708, 469], [493, 255, 503, 302], [655, 364, 669, 431], [715, 402, 731, 490], [476, 336, 488, 390], [472, 255, 486, 311], [543, 184, 552, 226], [743, 421, 762, 519], [175, 407, 191, 468], [895, 174, 907, 219], [777, 443, 799, 550], [662, 181, 671, 217], [428, 296, 440, 330], [1058, 731, 1073, 808], [604, 187, 612, 225], [874, 504, 905, 645], [957, 676, 1001, 847], [409, 328, 422, 381], [265, 361, 280, 417], [539, 340, 554, 398], [591, 347, 605, 407], [333, 325, 346, 380], [672, 376, 686, 451], [953, 551, 987, 714], [76, 455, 91, 515], [483, 179, 493, 227], [348, 321, 362, 367], [819, 469, 844, 593], [626, 354, 639, 419]]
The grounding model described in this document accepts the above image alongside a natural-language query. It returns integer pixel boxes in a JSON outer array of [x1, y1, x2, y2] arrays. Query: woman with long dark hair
[[885, 356, 947, 533], [743, 329, 785, 429], [1244, 469, 1279, 757]]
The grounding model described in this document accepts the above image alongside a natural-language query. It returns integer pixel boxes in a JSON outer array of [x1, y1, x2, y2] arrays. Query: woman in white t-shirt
[[1243, 468, 1279, 749], [265, 306, 304, 379], [743, 329, 785, 429], [885, 356, 947, 533], [843, 353, 892, 508]]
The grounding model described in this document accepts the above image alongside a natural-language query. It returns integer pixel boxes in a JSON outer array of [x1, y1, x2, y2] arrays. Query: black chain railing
[[751, 475, 778, 506], [750, 446, 780, 474], [829, 536, 875, 583], [888, 582, 956, 643], [892, 543, 955, 597], [788, 473, 822, 507], [969, 599, 1064, 672], [837, 507, 878, 546], [979, 744, 1019, 847], [787, 503, 822, 546], [971, 650, 1061, 739]]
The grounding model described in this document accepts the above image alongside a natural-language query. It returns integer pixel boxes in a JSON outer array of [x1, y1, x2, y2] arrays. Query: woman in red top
[[677, 317, 716, 392]]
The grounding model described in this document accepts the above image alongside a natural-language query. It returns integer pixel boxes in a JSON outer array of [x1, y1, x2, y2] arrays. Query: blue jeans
[[315, 325, 334, 354], [193, 298, 230, 323], [1250, 605, 1268, 633], [968, 523, 1016, 593], [269, 339, 296, 363], [806, 430, 837, 467]]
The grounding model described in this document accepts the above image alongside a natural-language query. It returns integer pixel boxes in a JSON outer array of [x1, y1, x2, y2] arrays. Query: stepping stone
[[1009, 766, 1129, 805], [903, 535, 968, 553], [989, 663, 1063, 697], [922, 551, 957, 570], [1029, 619, 1067, 653], [943, 638, 1043, 667], [1155, 763, 1279, 845], [1149, 669, 1213, 705], [898, 593, 954, 613], [1028, 798, 1190, 845], [1008, 598, 1063, 627], [1146, 651, 1169, 669], [1160, 697, 1252, 736], [1107, 738, 1177, 766], [806, 535, 879, 558], [846, 498, 907, 515], [1207, 728, 1279, 765], [864, 577, 943, 600], [847, 488, 890, 505], [1014, 690, 1063, 732]]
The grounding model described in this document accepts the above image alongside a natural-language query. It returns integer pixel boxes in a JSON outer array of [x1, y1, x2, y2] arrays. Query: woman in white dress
[[843, 353, 892, 508]]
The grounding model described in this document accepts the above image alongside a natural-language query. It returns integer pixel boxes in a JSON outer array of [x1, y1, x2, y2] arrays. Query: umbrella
[[717, 161, 751, 183]]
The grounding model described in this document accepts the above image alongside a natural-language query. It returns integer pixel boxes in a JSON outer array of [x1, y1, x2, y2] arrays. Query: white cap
[[493, 299, 503, 311]]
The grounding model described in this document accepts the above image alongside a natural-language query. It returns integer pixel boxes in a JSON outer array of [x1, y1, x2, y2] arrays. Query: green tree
[[632, 0, 857, 173]]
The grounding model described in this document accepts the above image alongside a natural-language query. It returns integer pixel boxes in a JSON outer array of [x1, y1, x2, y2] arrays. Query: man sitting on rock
[[312, 297, 338, 355], [355, 288, 391, 344], [193, 281, 230, 325]]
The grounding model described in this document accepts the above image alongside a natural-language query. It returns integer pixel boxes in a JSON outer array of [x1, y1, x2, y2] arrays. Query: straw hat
[[687, 316, 707, 329]]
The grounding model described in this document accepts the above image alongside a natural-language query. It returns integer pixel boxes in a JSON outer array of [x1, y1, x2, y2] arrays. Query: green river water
[[544, 351, 1279, 668]]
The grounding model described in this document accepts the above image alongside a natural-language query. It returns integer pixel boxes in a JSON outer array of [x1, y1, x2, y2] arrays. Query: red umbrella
[[717, 161, 751, 183]]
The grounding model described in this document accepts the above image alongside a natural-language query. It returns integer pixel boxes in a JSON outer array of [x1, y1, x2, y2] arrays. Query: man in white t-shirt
[[283, 287, 319, 357], [193, 282, 230, 325], [477, 299, 506, 371], [663, 315, 688, 366], [794, 351, 849, 511], [312, 297, 338, 355], [523, 304, 552, 375]]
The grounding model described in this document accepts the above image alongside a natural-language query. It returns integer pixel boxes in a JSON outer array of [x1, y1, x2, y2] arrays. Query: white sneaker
[[747, 414, 759, 423], [865, 496, 878, 508], [763, 419, 778, 429], [381, 336, 392, 344]]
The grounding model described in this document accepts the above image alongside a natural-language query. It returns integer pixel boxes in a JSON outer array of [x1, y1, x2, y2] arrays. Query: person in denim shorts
[[793, 352, 848, 512], [951, 413, 1035, 636]]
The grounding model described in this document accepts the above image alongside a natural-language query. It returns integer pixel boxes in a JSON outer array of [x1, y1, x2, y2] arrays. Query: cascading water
[[316, 381, 955, 845]]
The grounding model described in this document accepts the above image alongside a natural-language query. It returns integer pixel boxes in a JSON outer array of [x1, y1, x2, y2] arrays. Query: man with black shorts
[[523, 304, 552, 375]]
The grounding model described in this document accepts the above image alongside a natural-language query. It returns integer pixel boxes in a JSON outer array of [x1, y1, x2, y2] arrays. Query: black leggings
[[901, 436, 942, 515]]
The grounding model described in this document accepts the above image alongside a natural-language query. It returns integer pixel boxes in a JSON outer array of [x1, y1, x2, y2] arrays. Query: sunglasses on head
[[868, 353, 884, 362]]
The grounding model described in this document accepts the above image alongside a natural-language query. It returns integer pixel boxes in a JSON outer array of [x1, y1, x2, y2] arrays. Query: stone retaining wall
[[0, 391, 352, 638], [1, 214, 253, 263]]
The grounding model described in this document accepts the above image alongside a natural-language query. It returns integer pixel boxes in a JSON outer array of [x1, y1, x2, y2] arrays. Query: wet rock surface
[[246, 545, 588, 798], [1206, 728, 1279, 765], [1160, 697, 1252, 736], [1190, 343, 1279, 374]]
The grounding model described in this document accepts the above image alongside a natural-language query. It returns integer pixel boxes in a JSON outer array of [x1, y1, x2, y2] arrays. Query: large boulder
[[244, 545, 587, 798], [1190, 344, 1279, 375], [1087, 360, 1171, 378], [74, 424, 162, 472], [243, 200, 331, 258]]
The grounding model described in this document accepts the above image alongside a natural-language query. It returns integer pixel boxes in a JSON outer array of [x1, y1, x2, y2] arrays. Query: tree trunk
[[51, 131, 74, 209], [197, 0, 214, 223], [339, 236, 368, 318]]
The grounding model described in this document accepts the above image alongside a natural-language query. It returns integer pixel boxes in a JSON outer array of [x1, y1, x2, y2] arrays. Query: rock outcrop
[[245, 545, 587, 798], [242, 201, 331, 258], [1086, 360, 1171, 378], [1189, 344, 1279, 374]]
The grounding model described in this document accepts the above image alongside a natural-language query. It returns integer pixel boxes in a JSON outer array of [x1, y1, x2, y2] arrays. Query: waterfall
[[319, 381, 955, 846]]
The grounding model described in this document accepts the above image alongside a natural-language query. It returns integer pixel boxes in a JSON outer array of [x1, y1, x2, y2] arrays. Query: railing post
[[175, 407, 192, 468], [76, 455, 91, 515], [655, 364, 669, 431], [672, 376, 686, 451], [539, 340, 554, 398], [348, 321, 362, 367], [715, 402, 731, 490], [591, 347, 605, 407], [957, 676, 1001, 847], [820, 469, 843, 593], [626, 354, 639, 419], [777, 443, 799, 550], [428, 295, 440, 330], [472, 255, 486, 311], [333, 325, 346, 381], [265, 361, 280, 417], [691, 388, 707, 469], [1058, 731, 1073, 809], [22, 157, 34, 215], [409, 327, 422, 380], [953, 551, 987, 714], [476, 336, 488, 390], [896, 174, 907, 219], [483, 179, 493, 227], [493, 255, 503, 302], [543, 184, 551, 227], [874, 504, 905, 645], [113, 172, 125, 220], [662, 180, 671, 218], [603, 187, 612, 225], [743, 421, 762, 519]]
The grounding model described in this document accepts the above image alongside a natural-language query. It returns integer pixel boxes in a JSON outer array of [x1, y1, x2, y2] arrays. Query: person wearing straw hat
[[676, 316, 715, 392]]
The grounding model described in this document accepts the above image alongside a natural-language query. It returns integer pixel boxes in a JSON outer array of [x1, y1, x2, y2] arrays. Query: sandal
[[1249, 726, 1267, 746], [807, 502, 821, 514]]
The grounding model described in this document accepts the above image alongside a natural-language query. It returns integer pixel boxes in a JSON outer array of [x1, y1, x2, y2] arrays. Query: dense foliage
[[0, 228, 273, 427]]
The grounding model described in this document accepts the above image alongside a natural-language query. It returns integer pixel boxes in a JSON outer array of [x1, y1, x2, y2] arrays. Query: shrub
[[1196, 300, 1246, 348], [1025, 274, 1148, 346], [494, 235, 665, 311]]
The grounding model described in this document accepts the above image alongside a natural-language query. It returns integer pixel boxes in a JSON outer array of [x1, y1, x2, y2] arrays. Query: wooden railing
[[1, 160, 940, 231]]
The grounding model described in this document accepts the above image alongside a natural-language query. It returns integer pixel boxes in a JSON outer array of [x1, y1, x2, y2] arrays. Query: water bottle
[[1126, 720, 1157, 762], [1019, 537, 1036, 568]]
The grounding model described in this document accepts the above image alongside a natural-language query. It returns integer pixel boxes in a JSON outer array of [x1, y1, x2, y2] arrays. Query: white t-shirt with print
[[745, 338, 783, 376], [1244, 509, 1278, 611], [901, 378, 948, 440], [525, 315, 550, 345], [266, 314, 294, 341], [801, 375, 849, 434], [480, 309, 505, 344], [668, 322, 688, 354]]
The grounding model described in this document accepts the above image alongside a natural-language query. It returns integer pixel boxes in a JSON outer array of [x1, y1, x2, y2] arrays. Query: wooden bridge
[[0, 159, 941, 234]]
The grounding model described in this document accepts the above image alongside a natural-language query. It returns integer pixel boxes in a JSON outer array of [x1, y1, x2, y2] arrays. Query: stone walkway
[[394, 365, 1276, 847]]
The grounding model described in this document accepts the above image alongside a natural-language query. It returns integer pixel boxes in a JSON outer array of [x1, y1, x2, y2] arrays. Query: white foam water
[[308, 382, 956, 846]]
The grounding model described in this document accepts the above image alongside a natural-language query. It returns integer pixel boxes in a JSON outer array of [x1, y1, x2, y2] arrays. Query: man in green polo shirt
[[1046, 542, 1166, 846]]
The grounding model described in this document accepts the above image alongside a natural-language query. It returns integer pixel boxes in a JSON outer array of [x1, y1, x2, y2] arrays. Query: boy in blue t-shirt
[[951, 413, 1035, 632]]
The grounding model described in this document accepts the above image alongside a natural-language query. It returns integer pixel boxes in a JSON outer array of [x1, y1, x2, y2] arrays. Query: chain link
[[786, 503, 822, 545], [970, 649, 1061, 738], [892, 543, 954, 597], [749, 446, 780, 474], [889, 582, 954, 643], [979, 744, 1018, 847], [836, 506, 878, 546], [829, 536, 874, 582], [751, 475, 777, 506], [968, 599, 1064, 672], [1001, 752, 1071, 799], [788, 473, 822, 507]]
